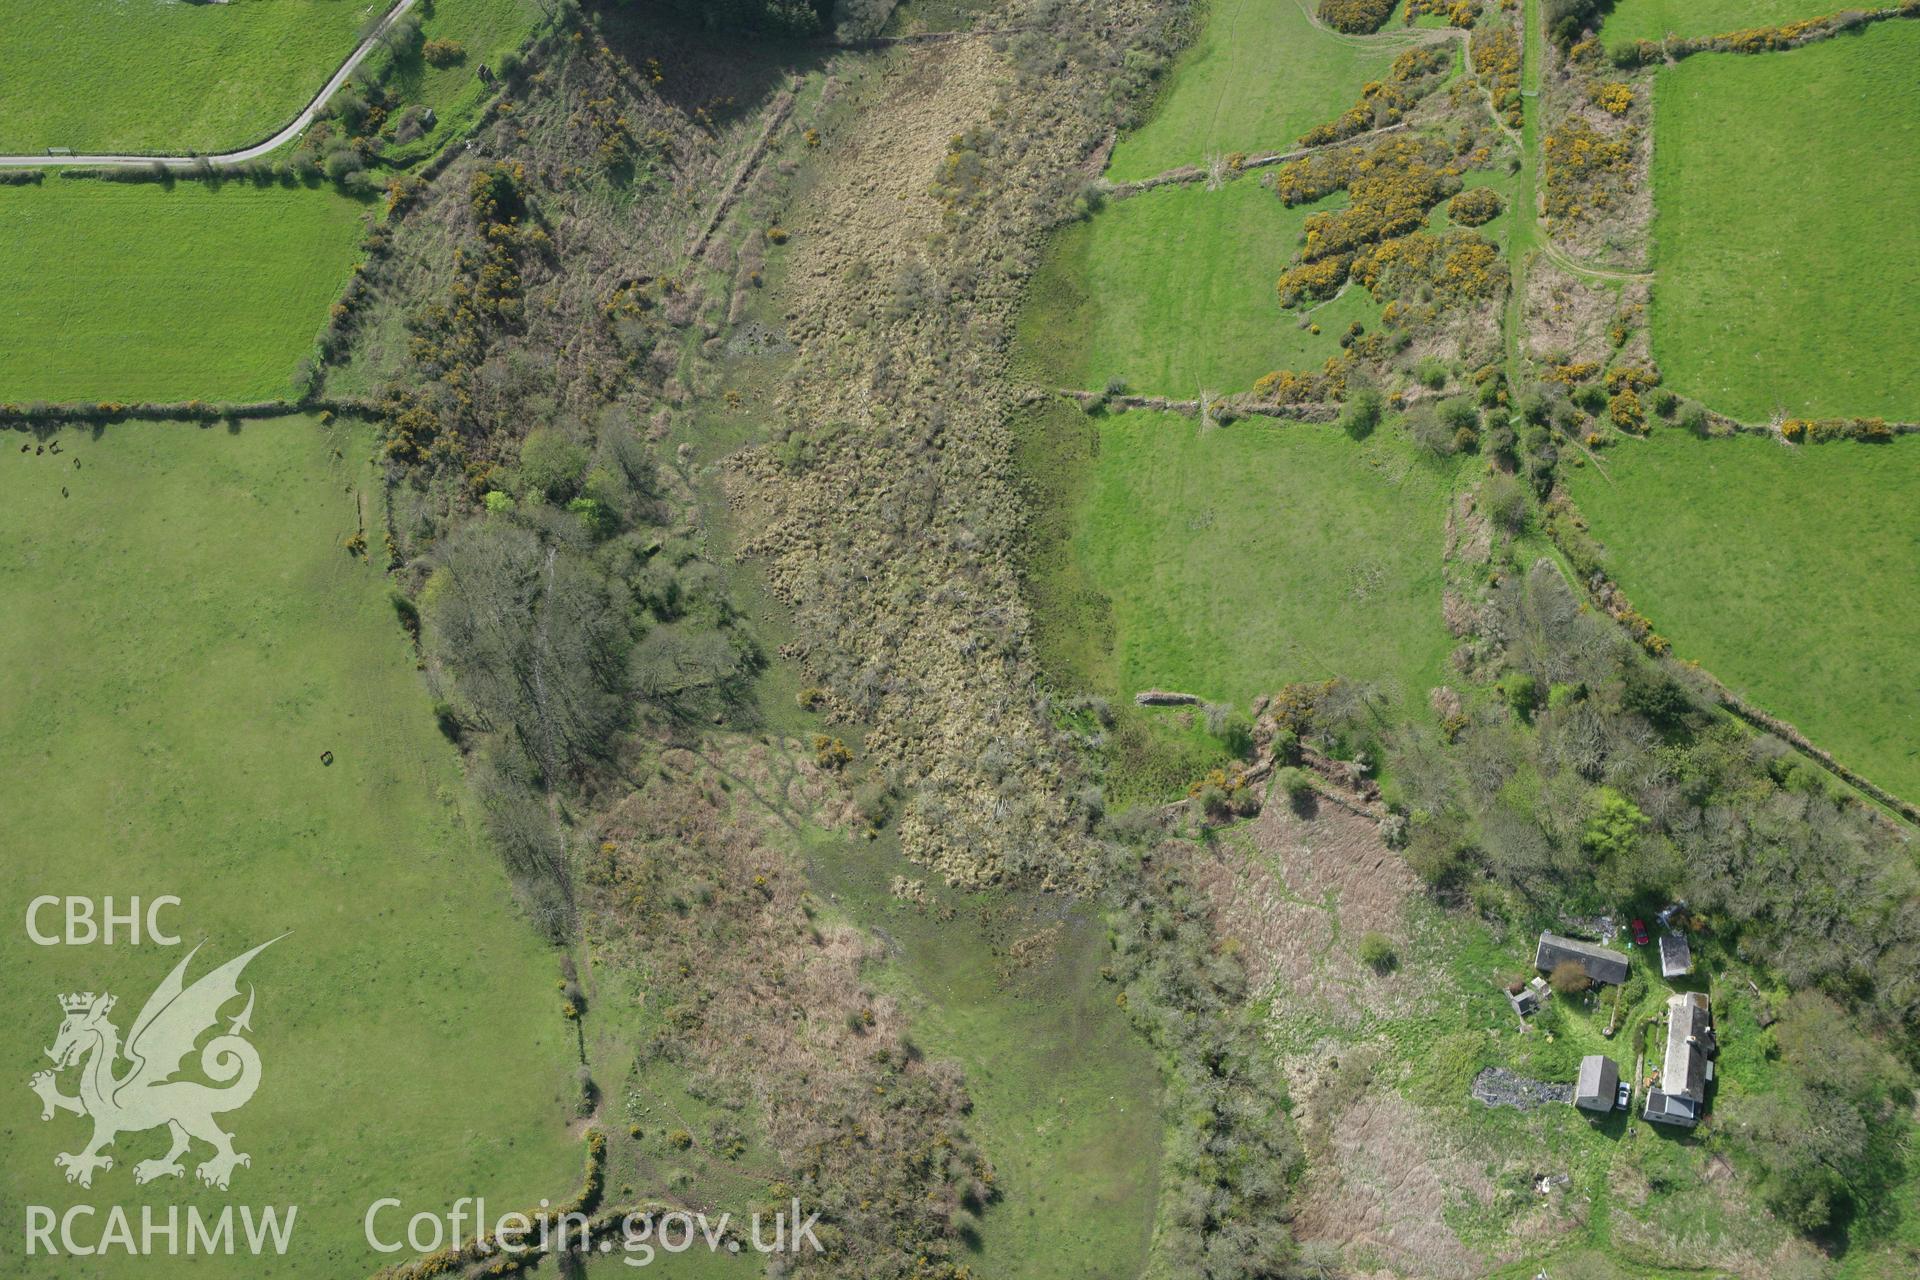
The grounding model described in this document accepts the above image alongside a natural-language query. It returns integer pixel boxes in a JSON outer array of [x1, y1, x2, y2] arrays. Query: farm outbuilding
[[1507, 974, 1550, 1017], [1534, 931, 1630, 986], [1659, 931, 1693, 978], [1573, 1054, 1620, 1112]]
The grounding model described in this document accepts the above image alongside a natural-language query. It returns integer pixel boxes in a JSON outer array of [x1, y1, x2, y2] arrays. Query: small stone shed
[[1573, 1054, 1620, 1112]]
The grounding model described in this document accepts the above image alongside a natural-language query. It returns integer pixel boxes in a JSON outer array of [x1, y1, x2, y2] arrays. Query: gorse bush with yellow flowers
[[1447, 186, 1504, 226], [1542, 117, 1639, 226], [1273, 135, 1474, 306], [1318, 0, 1397, 34], [1405, 0, 1482, 27], [1471, 20, 1523, 128]]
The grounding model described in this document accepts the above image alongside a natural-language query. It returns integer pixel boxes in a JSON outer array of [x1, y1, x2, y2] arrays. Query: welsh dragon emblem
[[29, 937, 282, 1190]]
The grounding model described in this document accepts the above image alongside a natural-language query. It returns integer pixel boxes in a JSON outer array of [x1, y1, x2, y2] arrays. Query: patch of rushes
[[1649, 18, 1920, 419]]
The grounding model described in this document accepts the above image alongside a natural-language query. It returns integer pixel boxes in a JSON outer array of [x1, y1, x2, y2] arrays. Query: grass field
[[1602, 0, 1844, 45], [1106, 0, 1411, 181], [0, 181, 368, 403], [0, 420, 579, 1277], [1567, 431, 1920, 802], [1019, 180, 1375, 397], [0, 0, 543, 156], [806, 828, 1162, 1280], [0, 0, 370, 154], [1649, 20, 1920, 420], [1025, 406, 1458, 714]]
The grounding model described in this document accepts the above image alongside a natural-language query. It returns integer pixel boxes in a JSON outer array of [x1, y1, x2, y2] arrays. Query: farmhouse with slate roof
[[1644, 991, 1716, 1127], [1534, 931, 1630, 986]]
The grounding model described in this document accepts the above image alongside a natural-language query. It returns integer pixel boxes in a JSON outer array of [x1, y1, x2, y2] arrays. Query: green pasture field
[[1567, 430, 1920, 802], [0, 420, 580, 1277], [1602, 0, 1844, 45], [805, 826, 1163, 1280], [1106, 0, 1410, 181], [0, 0, 542, 157], [1649, 20, 1920, 419], [0, 0, 367, 154], [1019, 179, 1375, 398], [1021, 405, 1457, 771], [0, 180, 368, 404]]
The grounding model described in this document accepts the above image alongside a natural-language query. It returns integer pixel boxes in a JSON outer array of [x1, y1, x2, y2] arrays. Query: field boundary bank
[[1106, 121, 1412, 197], [0, 0, 419, 168], [1543, 540, 1920, 829], [0, 397, 382, 426], [1051, 384, 1454, 420], [814, 26, 1034, 49], [686, 80, 799, 265], [1055, 388, 1339, 422], [1700, 414, 1920, 441], [370, 1129, 608, 1279], [1613, 4, 1918, 67]]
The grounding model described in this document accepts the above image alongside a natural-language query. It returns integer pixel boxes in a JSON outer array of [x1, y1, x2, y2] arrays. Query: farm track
[[1538, 238, 1654, 283], [0, 0, 417, 168]]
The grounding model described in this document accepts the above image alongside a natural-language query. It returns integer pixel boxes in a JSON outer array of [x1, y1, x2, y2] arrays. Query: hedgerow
[[1780, 416, 1900, 443], [1610, 5, 1920, 66]]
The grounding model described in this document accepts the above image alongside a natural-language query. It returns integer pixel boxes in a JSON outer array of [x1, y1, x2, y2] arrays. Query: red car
[[1631, 919, 1650, 946]]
